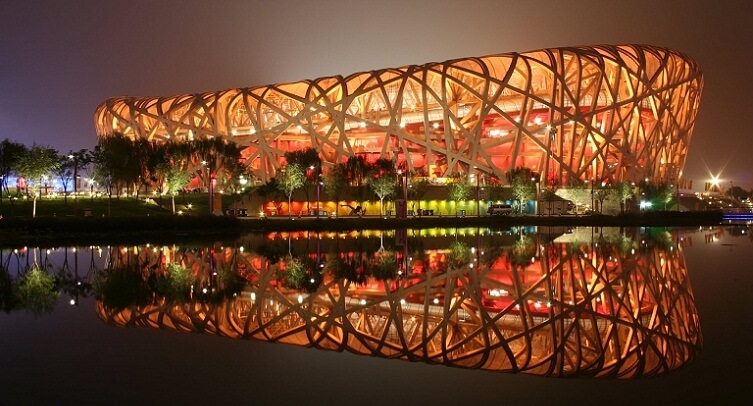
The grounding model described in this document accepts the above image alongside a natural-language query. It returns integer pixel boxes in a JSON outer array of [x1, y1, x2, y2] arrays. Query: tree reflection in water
[[0, 227, 705, 378]]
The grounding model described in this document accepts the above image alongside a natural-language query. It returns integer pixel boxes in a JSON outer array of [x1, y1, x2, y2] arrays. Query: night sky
[[1, 0, 752, 189]]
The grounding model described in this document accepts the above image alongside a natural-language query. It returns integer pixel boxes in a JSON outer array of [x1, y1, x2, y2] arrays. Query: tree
[[729, 185, 751, 201], [616, 181, 635, 213], [407, 176, 429, 215], [164, 165, 192, 214], [15, 144, 59, 217], [346, 155, 369, 205], [324, 163, 348, 217], [592, 182, 612, 214], [639, 180, 674, 210], [368, 175, 397, 216], [277, 163, 306, 218], [13, 266, 60, 317], [0, 139, 27, 205], [555, 179, 591, 212], [94, 133, 140, 199], [52, 155, 74, 205], [65, 149, 92, 215], [506, 167, 536, 213], [484, 182, 507, 203], [188, 138, 242, 191], [448, 179, 472, 215], [284, 147, 321, 212], [367, 158, 397, 216]]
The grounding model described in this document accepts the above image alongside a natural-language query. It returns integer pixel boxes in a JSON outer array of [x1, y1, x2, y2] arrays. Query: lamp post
[[202, 160, 213, 215], [531, 175, 540, 215], [68, 154, 78, 216], [471, 167, 481, 217], [310, 165, 321, 219]]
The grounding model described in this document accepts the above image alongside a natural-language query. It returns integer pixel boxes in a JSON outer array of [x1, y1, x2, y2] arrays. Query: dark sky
[[1, 0, 752, 189]]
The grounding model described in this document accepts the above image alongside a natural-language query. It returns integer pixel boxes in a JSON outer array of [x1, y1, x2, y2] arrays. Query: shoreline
[[0, 210, 724, 247]]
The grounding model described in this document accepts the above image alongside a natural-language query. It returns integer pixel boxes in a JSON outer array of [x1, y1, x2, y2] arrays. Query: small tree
[[639, 181, 674, 210], [13, 266, 59, 317], [367, 158, 397, 216], [324, 163, 348, 217], [448, 179, 472, 215], [617, 181, 635, 213], [346, 155, 369, 205], [164, 165, 192, 214], [407, 176, 429, 214], [506, 167, 536, 213], [592, 182, 611, 214], [277, 163, 306, 218], [368, 175, 397, 216], [53, 154, 75, 205], [15, 144, 59, 218]]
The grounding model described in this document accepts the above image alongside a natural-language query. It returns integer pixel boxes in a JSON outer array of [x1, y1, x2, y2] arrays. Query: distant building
[[96, 44, 702, 186]]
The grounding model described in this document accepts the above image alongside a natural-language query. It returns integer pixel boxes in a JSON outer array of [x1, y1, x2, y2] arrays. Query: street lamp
[[531, 175, 540, 215], [310, 165, 321, 218], [201, 160, 214, 215]]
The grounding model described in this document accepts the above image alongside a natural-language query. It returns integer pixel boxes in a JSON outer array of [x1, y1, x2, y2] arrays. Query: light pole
[[202, 160, 213, 215], [471, 167, 481, 217], [531, 175, 540, 215], [310, 165, 321, 219]]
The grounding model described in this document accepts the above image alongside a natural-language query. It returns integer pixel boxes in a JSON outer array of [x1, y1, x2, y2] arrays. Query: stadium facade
[[95, 44, 702, 186]]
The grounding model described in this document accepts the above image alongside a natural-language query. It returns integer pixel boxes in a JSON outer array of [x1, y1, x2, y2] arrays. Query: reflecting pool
[[1, 225, 751, 404]]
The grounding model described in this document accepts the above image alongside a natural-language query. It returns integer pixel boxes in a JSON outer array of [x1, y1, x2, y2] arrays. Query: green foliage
[[729, 186, 751, 201], [324, 163, 348, 203], [368, 173, 397, 215], [0, 139, 28, 199], [326, 255, 369, 286], [345, 155, 369, 185], [94, 133, 141, 196], [187, 138, 243, 190], [0, 264, 18, 313], [507, 235, 536, 268], [448, 180, 472, 202], [151, 263, 194, 301], [13, 267, 60, 317], [281, 255, 319, 292], [447, 241, 472, 268], [484, 183, 507, 202], [284, 148, 321, 172], [164, 165, 192, 195], [639, 181, 674, 209], [218, 264, 247, 298], [256, 178, 283, 200], [506, 167, 536, 203], [16, 144, 60, 192], [278, 163, 306, 198], [407, 177, 429, 200], [93, 265, 152, 311], [370, 251, 397, 280]]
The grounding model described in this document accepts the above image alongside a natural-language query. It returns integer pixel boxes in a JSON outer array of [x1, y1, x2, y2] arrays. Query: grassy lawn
[[0, 193, 239, 218]]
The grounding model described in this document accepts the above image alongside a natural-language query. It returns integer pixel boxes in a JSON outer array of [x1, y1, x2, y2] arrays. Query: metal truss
[[97, 231, 701, 378], [96, 45, 702, 185]]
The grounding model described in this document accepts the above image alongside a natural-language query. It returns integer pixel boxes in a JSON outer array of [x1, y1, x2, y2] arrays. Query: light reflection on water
[[1, 226, 718, 378]]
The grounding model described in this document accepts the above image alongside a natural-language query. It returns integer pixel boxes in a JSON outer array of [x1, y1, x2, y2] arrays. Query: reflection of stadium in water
[[96, 228, 701, 378]]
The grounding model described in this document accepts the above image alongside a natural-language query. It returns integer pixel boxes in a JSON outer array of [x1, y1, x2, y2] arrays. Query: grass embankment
[[0, 194, 243, 246], [0, 193, 724, 246], [0, 193, 236, 218]]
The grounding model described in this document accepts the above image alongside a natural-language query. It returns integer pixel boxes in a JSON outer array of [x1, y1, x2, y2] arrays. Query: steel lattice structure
[[95, 44, 702, 185], [97, 231, 701, 378]]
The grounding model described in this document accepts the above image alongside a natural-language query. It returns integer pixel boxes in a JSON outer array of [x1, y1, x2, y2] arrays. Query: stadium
[[95, 44, 702, 189]]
